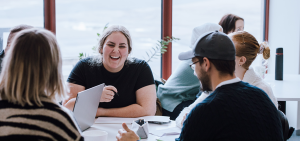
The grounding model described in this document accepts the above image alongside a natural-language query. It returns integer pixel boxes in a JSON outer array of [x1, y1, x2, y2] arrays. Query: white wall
[[268, 0, 300, 129], [268, 0, 300, 75]]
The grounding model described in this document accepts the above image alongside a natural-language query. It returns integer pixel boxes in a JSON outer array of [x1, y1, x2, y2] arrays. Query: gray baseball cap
[[178, 30, 235, 60]]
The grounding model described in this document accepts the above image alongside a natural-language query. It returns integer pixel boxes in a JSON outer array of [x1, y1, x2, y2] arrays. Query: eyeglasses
[[189, 61, 199, 70]]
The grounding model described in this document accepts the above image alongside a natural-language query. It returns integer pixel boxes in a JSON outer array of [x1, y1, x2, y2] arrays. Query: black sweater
[[177, 81, 283, 141]]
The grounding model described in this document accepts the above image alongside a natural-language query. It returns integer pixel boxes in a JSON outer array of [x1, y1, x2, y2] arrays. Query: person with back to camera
[[0, 24, 33, 72], [228, 31, 278, 108], [63, 25, 157, 117], [158, 23, 223, 120], [116, 31, 283, 141], [175, 31, 278, 128], [219, 13, 244, 34], [0, 28, 83, 140]]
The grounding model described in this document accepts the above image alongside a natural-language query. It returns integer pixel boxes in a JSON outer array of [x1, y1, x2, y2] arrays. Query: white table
[[83, 74, 300, 138], [264, 74, 300, 135], [84, 121, 180, 141]]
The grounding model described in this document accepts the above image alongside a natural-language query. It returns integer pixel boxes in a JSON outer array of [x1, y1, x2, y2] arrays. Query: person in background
[[219, 14, 244, 34], [175, 31, 278, 128], [116, 31, 283, 141], [229, 31, 278, 108], [177, 31, 282, 140], [0, 24, 33, 72], [63, 25, 156, 117], [158, 23, 222, 120], [0, 28, 83, 140]]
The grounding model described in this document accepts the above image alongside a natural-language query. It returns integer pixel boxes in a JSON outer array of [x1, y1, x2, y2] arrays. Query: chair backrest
[[154, 80, 164, 116], [277, 110, 289, 141]]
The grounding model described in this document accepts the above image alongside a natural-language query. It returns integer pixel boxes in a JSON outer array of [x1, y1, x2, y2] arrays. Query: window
[[0, 0, 43, 51], [172, 0, 263, 71], [56, 0, 161, 80]]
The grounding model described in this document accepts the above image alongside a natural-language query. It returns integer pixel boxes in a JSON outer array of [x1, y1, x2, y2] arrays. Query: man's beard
[[198, 68, 212, 92]]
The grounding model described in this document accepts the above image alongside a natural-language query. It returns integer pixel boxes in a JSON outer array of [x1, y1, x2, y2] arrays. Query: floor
[[288, 131, 299, 141]]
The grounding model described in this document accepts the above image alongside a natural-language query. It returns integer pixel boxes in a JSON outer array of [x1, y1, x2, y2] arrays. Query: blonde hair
[[231, 31, 270, 69], [89, 25, 133, 66], [0, 28, 66, 107]]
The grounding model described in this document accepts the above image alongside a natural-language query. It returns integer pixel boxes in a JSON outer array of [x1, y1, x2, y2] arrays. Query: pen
[[105, 85, 119, 96], [111, 90, 119, 96]]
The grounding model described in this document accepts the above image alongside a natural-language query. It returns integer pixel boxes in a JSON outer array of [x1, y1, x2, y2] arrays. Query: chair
[[154, 80, 164, 116], [278, 110, 294, 140]]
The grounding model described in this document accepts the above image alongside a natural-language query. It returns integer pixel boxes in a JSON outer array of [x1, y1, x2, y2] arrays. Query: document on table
[[150, 127, 181, 137], [95, 116, 170, 124]]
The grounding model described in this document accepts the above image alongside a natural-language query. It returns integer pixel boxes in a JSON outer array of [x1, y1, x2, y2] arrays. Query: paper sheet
[[150, 127, 181, 137], [95, 116, 170, 124]]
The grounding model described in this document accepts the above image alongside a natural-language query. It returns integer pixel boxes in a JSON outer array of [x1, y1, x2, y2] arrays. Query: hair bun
[[259, 41, 270, 59], [258, 42, 267, 54]]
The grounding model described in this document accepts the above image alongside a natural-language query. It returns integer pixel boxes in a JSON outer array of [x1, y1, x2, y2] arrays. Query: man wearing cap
[[116, 31, 283, 141], [176, 31, 283, 140]]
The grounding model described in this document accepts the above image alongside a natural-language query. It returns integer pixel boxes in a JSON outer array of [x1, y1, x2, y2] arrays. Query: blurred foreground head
[[0, 28, 66, 106]]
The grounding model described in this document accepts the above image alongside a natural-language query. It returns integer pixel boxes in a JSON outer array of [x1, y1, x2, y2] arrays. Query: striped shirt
[[0, 98, 84, 141]]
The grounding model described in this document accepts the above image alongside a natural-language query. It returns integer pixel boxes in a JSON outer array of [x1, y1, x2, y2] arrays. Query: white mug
[[82, 130, 108, 141]]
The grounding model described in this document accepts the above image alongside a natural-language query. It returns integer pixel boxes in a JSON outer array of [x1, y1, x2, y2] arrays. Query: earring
[[239, 64, 241, 66]]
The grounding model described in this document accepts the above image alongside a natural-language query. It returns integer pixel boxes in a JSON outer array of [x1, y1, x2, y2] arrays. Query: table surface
[[264, 74, 300, 101], [85, 121, 180, 141], [83, 74, 300, 140]]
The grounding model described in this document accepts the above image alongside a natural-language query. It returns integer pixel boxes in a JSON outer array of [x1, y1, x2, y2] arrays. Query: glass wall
[[0, 0, 264, 80], [56, 0, 161, 80], [0, 0, 43, 51], [172, 0, 263, 71]]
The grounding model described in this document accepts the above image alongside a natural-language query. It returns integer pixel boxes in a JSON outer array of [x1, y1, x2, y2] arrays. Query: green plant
[[78, 52, 86, 60], [145, 36, 179, 62]]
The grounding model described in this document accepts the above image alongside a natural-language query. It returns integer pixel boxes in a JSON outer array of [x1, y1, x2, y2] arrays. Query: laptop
[[73, 83, 105, 131]]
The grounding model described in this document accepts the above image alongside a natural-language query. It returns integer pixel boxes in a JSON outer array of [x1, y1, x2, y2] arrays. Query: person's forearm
[[64, 98, 76, 111], [96, 104, 156, 117], [62, 96, 74, 106]]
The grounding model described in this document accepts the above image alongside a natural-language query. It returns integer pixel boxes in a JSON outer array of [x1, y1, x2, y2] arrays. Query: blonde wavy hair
[[0, 28, 66, 106]]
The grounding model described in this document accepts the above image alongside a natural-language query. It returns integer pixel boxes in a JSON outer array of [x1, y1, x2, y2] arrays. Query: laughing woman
[[63, 25, 156, 117]]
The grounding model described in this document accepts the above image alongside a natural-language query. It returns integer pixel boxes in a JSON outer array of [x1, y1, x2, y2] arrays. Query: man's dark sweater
[[177, 81, 283, 141]]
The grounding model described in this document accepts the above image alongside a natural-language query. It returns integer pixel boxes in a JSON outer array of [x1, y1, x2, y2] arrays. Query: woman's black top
[[67, 57, 155, 108]]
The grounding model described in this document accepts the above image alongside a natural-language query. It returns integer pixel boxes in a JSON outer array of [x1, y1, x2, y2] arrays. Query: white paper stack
[[149, 127, 181, 137]]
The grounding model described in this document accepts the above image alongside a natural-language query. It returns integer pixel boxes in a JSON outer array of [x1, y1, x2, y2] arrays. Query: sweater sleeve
[[177, 102, 215, 141], [175, 92, 210, 128]]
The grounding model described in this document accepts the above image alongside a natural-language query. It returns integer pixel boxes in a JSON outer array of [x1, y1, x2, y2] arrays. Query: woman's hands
[[100, 85, 118, 102]]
